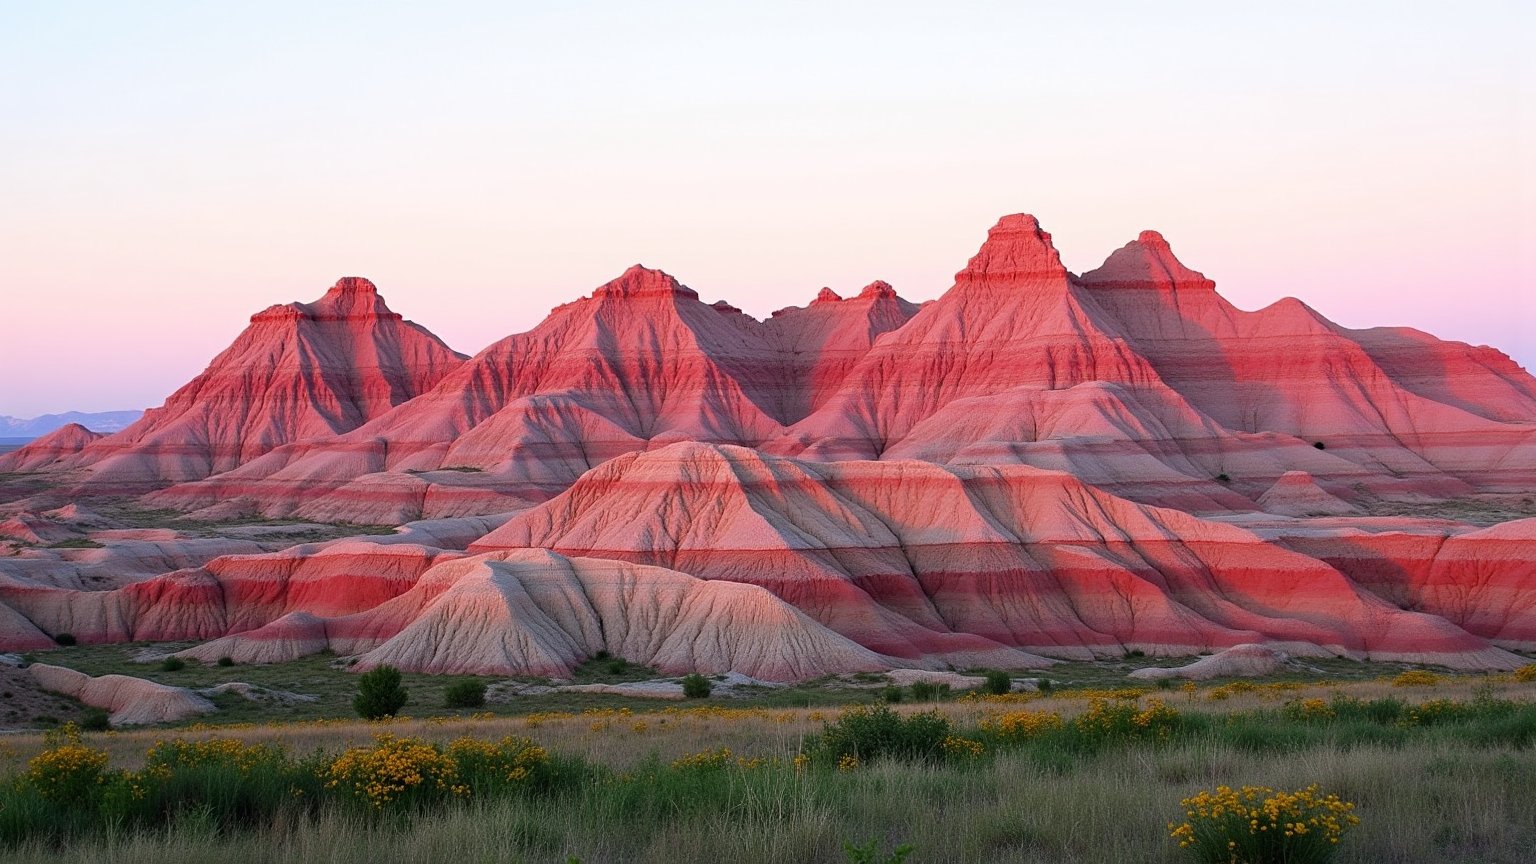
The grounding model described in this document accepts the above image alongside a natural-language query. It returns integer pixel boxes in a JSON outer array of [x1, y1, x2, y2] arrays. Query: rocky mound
[[1128, 644, 1289, 680], [1257, 471, 1358, 516], [28, 663, 215, 726], [42, 277, 464, 489]]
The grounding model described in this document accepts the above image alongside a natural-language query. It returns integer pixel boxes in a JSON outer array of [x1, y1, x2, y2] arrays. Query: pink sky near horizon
[[1, 2, 1532, 417]]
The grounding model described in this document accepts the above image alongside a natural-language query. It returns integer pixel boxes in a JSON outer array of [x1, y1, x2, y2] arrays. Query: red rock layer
[[114, 215, 1536, 523], [0, 424, 103, 473], [56, 278, 465, 487], [470, 443, 1517, 668]]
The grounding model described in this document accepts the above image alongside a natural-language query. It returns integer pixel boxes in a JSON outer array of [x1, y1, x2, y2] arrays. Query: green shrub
[[880, 685, 905, 703], [160, 656, 186, 672], [1314, 441, 1327, 450], [354, 665, 408, 719], [79, 708, 110, 731], [680, 674, 712, 699], [807, 704, 952, 766], [1037, 678, 1054, 695], [216, 656, 235, 667], [444, 679, 487, 709], [1066, 698, 1182, 752], [910, 681, 947, 702], [843, 838, 915, 864], [52, 633, 75, 647], [982, 670, 1012, 695]]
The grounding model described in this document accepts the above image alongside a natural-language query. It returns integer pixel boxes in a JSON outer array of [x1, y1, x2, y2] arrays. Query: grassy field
[[0, 669, 1532, 863]]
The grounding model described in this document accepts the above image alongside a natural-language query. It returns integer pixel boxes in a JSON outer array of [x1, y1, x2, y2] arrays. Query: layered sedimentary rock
[[31, 278, 464, 487], [471, 443, 1518, 669], [3, 211, 1535, 678], [0, 424, 104, 473]]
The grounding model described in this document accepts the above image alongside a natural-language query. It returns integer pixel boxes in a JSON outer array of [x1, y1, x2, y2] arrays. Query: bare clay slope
[[472, 442, 1520, 670]]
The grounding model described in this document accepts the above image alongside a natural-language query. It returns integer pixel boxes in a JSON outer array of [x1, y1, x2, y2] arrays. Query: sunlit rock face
[[4, 213, 1536, 678]]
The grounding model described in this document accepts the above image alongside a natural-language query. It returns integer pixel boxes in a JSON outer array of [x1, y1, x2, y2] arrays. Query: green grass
[[2, 694, 1535, 862]]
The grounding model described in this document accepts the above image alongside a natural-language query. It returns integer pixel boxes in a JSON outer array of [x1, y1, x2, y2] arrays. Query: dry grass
[[0, 737, 1528, 863]]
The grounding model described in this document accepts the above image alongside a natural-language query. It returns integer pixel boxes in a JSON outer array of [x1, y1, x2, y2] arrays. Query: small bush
[[1170, 783, 1358, 863], [982, 670, 1012, 695], [843, 838, 915, 864], [25, 724, 108, 805], [323, 734, 460, 809], [1392, 670, 1442, 688], [982, 709, 1064, 742], [1215, 473, 1231, 483], [680, 674, 712, 699], [910, 681, 943, 702], [444, 680, 486, 709], [1068, 698, 1181, 751], [216, 656, 235, 668], [52, 634, 75, 647], [354, 665, 409, 720], [79, 708, 110, 731], [1313, 441, 1327, 450], [160, 656, 186, 672], [880, 685, 905, 703], [1037, 678, 1054, 695], [1514, 664, 1536, 683], [806, 705, 952, 766]]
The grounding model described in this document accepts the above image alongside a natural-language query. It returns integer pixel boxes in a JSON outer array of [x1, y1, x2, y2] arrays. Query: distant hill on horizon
[[0, 410, 143, 442]]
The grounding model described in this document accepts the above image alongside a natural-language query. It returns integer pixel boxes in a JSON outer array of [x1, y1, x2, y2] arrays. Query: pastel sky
[[1, 1, 1531, 417]]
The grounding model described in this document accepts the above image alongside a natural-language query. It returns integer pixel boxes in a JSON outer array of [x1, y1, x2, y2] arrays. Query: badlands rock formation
[[0, 278, 465, 486], [1128, 644, 1289, 681], [1, 212, 1534, 680], [28, 663, 215, 725]]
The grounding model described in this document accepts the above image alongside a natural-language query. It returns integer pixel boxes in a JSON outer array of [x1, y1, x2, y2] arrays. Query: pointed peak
[[812, 287, 843, 305], [857, 280, 896, 300], [593, 265, 699, 301], [328, 276, 378, 295], [1079, 230, 1215, 292], [954, 213, 1069, 287], [249, 277, 401, 324]]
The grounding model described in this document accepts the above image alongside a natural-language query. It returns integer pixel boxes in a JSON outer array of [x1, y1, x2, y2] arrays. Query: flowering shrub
[[25, 724, 108, 804], [1282, 698, 1336, 722], [1072, 698, 1180, 747], [144, 737, 287, 776], [1513, 664, 1536, 683], [1169, 784, 1359, 863], [980, 709, 1064, 741], [322, 734, 465, 809], [445, 735, 550, 795], [670, 747, 735, 772], [940, 736, 984, 758], [1391, 670, 1442, 688]]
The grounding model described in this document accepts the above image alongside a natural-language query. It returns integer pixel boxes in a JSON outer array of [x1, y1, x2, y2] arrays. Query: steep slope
[[0, 423, 103, 473], [472, 443, 1516, 668], [770, 215, 1166, 460], [1077, 232, 1536, 491], [59, 278, 464, 487], [761, 282, 921, 417], [346, 550, 890, 680], [153, 267, 924, 521]]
